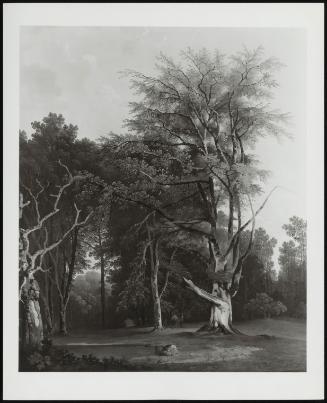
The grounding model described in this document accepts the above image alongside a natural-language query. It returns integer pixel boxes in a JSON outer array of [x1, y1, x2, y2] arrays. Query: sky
[[20, 27, 306, 270]]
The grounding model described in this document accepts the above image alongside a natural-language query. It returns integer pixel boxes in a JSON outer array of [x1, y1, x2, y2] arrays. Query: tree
[[81, 204, 112, 329], [232, 227, 277, 319], [243, 227, 277, 294], [19, 113, 104, 338], [282, 216, 307, 267], [116, 46, 288, 333], [278, 216, 307, 317], [19, 161, 92, 347]]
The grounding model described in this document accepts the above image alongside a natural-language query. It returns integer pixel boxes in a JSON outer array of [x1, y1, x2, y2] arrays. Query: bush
[[19, 340, 148, 372], [244, 293, 287, 319]]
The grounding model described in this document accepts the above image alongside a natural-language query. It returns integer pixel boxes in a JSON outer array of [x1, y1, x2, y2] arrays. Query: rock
[[155, 344, 178, 356]]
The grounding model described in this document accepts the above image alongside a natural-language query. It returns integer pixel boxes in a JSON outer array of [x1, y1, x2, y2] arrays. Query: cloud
[[20, 64, 61, 103]]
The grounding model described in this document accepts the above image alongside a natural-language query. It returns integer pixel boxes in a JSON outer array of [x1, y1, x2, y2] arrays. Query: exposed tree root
[[229, 322, 247, 336], [196, 324, 235, 335]]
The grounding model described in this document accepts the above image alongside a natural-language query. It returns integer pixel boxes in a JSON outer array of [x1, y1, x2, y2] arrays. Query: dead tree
[[19, 161, 92, 348]]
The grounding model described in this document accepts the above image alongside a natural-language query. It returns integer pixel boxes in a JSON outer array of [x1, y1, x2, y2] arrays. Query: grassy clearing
[[53, 318, 306, 372]]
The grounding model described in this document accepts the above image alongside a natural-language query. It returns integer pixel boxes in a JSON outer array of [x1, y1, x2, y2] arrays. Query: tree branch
[[183, 278, 229, 308]]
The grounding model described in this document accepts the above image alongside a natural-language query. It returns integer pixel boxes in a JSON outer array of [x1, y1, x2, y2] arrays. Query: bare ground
[[53, 318, 306, 371]]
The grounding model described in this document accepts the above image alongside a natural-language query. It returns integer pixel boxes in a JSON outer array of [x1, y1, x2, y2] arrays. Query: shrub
[[19, 341, 148, 372], [244, 292, 287, 319]]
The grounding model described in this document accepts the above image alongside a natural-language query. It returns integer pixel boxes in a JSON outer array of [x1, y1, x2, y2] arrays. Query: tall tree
[[81, 204, 112, 329], [278, 216, 307, 316], [19, 113, 103, 338], [117, 46, 289, 333]]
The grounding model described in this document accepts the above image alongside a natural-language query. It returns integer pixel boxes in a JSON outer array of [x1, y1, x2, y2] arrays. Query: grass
[[52, 317, 306, 372]]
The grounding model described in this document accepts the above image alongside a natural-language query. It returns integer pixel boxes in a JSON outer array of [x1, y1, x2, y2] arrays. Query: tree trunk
[[41, 270, 53, 336], [208, 282, 233, 333], [100, 254, 106, 329], [42, 296, 53, 336], [58, 228, 79, 335], [153, 294, 163, 330], [151, 267, 163, 330], [21, 275, 44, 348], [184, 278, 235, 334], [59, 302, 68, 335], [148, 236, 163, 331]]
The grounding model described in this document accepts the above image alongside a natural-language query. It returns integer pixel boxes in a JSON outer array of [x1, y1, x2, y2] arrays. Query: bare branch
[[183, 278, 229, 308], [222, 186, 278, 259], [23, 162, 85, 238], [19, 193, 30, 219]]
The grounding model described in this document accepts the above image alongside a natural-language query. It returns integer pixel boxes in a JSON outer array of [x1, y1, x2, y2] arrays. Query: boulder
[[155, 344, 178, 356]]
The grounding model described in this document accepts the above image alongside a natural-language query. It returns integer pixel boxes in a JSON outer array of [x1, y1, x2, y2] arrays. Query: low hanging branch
[[19, 161, 93, 295]]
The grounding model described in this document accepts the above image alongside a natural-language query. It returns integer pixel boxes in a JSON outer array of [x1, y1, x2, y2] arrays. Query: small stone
[[156, 344, 178, 356]]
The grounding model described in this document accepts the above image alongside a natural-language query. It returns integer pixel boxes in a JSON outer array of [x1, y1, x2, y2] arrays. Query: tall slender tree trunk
[[147, 229, 163, 331], [41, 270, 53, 336], [42, 296, 53, 336], [100, 253, 106, 329], [151, 266, 163, 330], [58, 228, 79, 335], [98, 227, 106, 329], [59, 300, 68, 335], [48, 277, 54, 330]]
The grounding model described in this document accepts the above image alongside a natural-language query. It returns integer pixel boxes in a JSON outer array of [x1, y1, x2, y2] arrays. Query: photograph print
[[18, 25, 308, 373]]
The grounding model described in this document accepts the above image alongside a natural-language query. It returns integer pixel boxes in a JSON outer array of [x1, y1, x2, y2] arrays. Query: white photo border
[[3, 3, 324, 400]]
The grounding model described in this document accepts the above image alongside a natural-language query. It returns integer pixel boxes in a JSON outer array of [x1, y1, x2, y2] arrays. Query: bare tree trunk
[[58, 228, 79, 335], [41, 270, 53, 336], [48, 277, 54, 329], [151, 271, 163, 330], [100, 253, 106, 329], [149, 239, 163, 331], [59, 301, 68, 335], [42, 296, 53, 336]]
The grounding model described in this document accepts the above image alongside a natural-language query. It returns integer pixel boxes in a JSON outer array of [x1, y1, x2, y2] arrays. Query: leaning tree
[[118, 46, 289, 334]]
